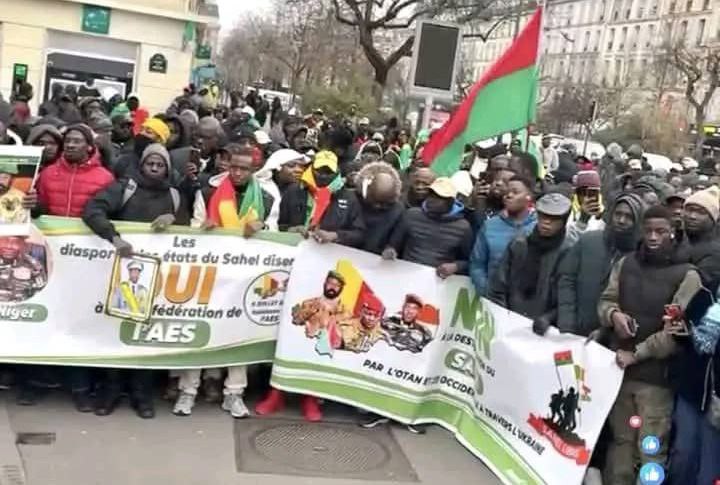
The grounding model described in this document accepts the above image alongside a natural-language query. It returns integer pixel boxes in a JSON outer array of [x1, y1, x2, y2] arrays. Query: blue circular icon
[[639, 463, 665, 485], [641, 436, 661, 456]]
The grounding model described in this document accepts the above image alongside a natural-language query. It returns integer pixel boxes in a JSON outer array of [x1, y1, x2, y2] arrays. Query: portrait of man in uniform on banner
[[0, 146, 43, 236], [105, 253, 160, 323]]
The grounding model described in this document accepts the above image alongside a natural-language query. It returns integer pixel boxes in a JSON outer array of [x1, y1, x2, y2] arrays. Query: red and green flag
[[553, 350, 573, 366], [423, 7, 543, 177]]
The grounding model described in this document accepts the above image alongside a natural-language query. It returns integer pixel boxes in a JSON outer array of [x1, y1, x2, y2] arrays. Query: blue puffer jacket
[[469, 210, 537, 296]]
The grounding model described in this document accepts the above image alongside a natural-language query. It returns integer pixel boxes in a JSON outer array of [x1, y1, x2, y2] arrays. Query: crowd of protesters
[[0, 81, 718, 485]]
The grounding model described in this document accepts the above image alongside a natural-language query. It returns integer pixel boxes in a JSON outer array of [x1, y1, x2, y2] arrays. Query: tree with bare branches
[[330, 0, 517, 105], [663, 42, 720, 157]]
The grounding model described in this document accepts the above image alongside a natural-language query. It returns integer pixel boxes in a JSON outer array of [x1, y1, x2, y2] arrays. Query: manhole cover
[[252, 423, 389, 473], [235, 418, 418, 481]]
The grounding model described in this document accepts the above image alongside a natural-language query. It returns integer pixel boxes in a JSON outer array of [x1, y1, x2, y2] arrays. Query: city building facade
[[463, 0, 720, 124], [0, 0, 219, 114]]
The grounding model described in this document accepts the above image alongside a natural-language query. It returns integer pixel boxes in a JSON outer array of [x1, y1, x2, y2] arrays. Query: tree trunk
[[373, 67, 388, 107], [694, 109, 705, 159]]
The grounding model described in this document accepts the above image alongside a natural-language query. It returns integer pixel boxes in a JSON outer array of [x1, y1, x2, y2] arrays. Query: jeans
[[178, 366, 247, 396], [668, 396, 720, 485]]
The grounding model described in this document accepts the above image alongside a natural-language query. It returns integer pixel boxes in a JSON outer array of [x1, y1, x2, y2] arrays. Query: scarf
[[301, 168, 344, 228], [519, 227, 567, 298], [119, 282, 140, 314], [207, 174, 264, 229]]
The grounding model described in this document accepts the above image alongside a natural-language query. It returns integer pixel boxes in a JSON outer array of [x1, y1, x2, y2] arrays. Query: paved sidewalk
[[0, 393, 503, 485]]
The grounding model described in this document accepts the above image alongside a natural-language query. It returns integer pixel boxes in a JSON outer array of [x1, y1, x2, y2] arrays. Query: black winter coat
[[83, 177, 191, 241], [278, 185, 365, 248]]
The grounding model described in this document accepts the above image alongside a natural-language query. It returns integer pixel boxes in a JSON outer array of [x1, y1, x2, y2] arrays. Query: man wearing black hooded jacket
[[83, 143, 190, 419]]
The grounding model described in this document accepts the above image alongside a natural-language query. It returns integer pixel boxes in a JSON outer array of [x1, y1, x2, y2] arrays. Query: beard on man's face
[[323, 287, 340, 299]]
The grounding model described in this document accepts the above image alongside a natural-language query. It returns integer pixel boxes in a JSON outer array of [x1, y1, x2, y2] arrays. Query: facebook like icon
[[641, 436, 661, 456], [639, 463, 665, 485]]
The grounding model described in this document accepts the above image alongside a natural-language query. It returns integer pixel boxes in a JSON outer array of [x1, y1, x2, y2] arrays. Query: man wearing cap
[[598, 205, 702, 484], [470, 176, 537, 296], [488, 192, 573, 333], [110, 114, 134, 156], [384, 177, 472, 280], [112, 260, 148, 314], [567, 170, 605, 242], [665, 191, 687, 241], [677, 186, 720, 287], [278, 150, 365, 248], [354, 117, 370, 146], [0, 163, 27, 224]]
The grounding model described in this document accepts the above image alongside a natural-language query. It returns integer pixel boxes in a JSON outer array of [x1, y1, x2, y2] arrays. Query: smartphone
[[189, 147, 201, 168], [627, 318, 638, 336], [664, 304, 689, 336]]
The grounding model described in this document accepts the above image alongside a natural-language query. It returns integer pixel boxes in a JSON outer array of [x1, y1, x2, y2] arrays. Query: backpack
[[122, 179, 180, 214]]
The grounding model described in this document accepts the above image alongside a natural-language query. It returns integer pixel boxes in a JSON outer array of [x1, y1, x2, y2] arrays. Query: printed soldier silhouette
[[561, 387, 580, 431], [112, 260, 149, 314], [549, 389, 565, 424], [0, 236, 46, 302]]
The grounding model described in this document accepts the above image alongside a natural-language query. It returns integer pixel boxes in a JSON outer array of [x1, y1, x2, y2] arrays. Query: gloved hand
[[532, 316, 551, 336], [112, 236, 133, 257], [151, 214, 175, 232]]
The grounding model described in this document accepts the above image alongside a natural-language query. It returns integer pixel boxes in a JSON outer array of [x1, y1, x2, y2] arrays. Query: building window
[[595, 29, 601, 51], [679, 20, 688, 42], [650, 0, 658, 15], [567, 5, 573, 26], [669, 1, 676, 11], [579, 60, 586, 83], [620, 26, 628, 49], [584, 31, 590, 51], [697, 18, 706, 45], [647, 24, 655, 47], [633, 26, 641, 48], [639, 59, 648, 86], [608, 28, 615, 50], [703, 0, 711, 10], [686, 0, 693, 11], [614, 59, 622, 86]]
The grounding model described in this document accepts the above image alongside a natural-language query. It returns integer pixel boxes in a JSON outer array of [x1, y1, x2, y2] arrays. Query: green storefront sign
[[82, 5, 111, 35], [196, 45, 212, 60]]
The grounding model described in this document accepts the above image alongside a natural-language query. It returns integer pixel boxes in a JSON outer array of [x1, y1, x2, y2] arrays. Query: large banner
[[272, 242, 624, 485], [0, 216, 297, 367]]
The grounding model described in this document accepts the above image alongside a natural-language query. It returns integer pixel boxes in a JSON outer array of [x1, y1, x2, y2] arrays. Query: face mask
[[134, 134, 154, 157]]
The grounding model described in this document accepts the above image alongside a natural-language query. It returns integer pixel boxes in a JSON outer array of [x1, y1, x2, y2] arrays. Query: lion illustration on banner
[[291, 260, 439, 357]]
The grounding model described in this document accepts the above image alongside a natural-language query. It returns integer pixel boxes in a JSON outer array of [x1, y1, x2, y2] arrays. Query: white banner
[[272, 242, 624, 485], [0, 217, 297, 367]]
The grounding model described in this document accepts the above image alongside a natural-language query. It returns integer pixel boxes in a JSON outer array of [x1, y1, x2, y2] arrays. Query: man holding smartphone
[[567, 170, 604, 242], [598, 205, 702, 484]]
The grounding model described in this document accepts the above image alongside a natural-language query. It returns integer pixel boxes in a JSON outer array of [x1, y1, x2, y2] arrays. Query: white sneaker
[[173, 392, 196, 416], [222, 394, 249, 418], [582, 467, 603, 485]]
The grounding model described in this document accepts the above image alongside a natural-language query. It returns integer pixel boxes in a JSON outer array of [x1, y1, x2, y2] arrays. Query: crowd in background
[[0, 81, 718, 485]]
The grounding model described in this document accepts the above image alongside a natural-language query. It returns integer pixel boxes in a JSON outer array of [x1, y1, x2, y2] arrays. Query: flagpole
[[554, 364, 564, 390]]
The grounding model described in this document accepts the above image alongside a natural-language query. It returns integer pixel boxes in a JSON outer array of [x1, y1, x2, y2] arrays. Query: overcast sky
[[217, 0, 271, 35]]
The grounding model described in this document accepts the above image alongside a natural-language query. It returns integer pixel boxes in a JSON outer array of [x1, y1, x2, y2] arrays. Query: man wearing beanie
[[26, 124, 63, 167], [27, 123, 114, 413], [113, 117, 176, 182], [678, 185, 720, 288], [82, 143, 190, 419], [488, 192, 573, 334], [567, 170, 605, 242]]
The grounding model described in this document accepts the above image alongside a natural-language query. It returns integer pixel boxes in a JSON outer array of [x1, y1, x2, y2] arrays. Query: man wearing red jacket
[[35, 124, 114, 217], [24, 123, 114, 413]]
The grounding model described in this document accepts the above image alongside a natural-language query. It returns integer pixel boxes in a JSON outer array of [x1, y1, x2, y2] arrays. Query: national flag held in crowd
[[422, 6, 544, 177]]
